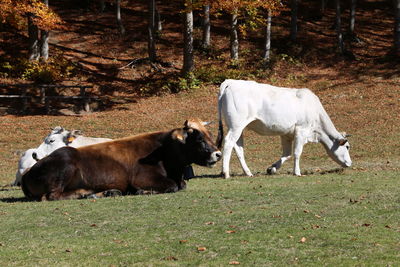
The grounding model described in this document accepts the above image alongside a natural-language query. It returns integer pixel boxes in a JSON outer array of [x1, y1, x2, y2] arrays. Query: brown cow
[[21, 119, 221, 201]]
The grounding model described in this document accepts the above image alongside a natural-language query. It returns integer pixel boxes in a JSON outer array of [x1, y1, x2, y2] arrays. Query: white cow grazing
[[13, 128, 112, 186], [216, 79, 352, 178]]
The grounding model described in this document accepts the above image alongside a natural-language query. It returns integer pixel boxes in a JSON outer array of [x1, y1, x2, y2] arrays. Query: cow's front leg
[[293, 130, 307, 176], [222, 129, 245, 179], [267, 136, 293, 175], [86, 189, 123, 199], [44, 188, 96, 201]]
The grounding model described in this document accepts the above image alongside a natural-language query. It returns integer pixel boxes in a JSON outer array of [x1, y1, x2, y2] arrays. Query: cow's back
[[219, 80, 323, 136]]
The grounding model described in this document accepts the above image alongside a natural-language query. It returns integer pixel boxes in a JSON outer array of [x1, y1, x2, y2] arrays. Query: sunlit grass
[[1, 170, 399, 266]]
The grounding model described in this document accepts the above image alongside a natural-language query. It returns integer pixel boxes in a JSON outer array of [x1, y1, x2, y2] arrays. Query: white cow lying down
[[216, 79, 352, 178], [13, 127, 112, 186]]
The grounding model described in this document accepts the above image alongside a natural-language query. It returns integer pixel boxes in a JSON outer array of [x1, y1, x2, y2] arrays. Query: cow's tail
[[216, 80, 230, 149]]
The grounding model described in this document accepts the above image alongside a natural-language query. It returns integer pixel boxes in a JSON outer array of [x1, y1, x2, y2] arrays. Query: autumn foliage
[[0, 0, 63, 31]]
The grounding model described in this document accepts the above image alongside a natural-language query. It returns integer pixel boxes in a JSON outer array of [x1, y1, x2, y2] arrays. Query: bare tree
[[202, 4, 211, 49], [183, 0, 194, 75], [116, 0, 125, 35], [155, 3, 162, 33], [148, 0, 157, 62], [321, 0, 328, 15], [335, 0, 344, 54], [395, 0, 400, 55], [263, 9, 272, 63], [40, 0, 49, 61], [290, 0, 298, 42], [348, 0, 357, 37], [230, 11, 239, 60], [28, 14, 40, 61]]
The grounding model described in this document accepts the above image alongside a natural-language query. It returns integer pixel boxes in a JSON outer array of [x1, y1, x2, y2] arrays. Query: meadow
[[0, 77, 399, 266]]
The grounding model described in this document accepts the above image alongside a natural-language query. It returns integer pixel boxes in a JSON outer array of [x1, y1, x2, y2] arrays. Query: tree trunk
[[99, 0, 105, 12], [40, 30, 49, 61], [348, 0, 356, 36], [148, 0, 157, 62], [335, 0, 344, 54], [182, 0, 194, 75], [28, 14, 40, 61], [321, 0, 328, 15], [290, 0, 298, 42], [202, 4, 210, 49], [395, 0, 400, 55], [40, 0, 49, 61], [262, 9, 272, 63], [230, 11, 239, 60], [155, 3, 162, 32], [116, 0, 125, 35]]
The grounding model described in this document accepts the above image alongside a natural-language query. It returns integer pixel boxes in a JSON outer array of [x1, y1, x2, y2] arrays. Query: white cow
[[216, 79, 352, 178], [13, 127, 112, 186], [13, 126, 70, 186]]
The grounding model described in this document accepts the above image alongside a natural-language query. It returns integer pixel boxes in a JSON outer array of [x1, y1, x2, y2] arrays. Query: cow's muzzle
[[207, 151, 222, 167]]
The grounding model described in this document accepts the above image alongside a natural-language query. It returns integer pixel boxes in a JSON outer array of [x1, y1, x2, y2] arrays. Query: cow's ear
[[64, 133, 75, 145], [338, 139, 348, 146], [172, 129, 188, 144], [139, 147, 163, 165]]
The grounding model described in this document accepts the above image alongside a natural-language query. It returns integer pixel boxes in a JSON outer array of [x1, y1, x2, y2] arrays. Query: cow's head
[[178, 118, 222, 167], [33, 127, 72, 161], [327, 132, 352, 168], [141, 119, 222, 168]]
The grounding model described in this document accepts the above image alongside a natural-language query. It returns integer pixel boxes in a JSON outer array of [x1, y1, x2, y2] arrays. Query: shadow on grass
[[0, 197, 29, 203]]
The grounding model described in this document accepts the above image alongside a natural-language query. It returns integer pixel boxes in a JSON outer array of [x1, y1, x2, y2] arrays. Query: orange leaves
[[299, 237, 307, 243], [1, 0, 63, 31]]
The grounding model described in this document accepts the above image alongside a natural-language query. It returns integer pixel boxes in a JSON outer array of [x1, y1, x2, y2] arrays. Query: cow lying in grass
[[216, 79, 352, 178], [21, 119, 222, 201], [13, 127, 111, 186]]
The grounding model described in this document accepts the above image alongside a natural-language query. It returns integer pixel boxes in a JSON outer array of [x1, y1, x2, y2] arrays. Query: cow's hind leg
[[234, 135, 253, 177], [267, 136, 293, 175]]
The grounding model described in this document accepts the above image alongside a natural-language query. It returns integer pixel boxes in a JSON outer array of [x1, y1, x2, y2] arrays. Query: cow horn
[[71, 130, 83, 136], [51, 126, 64, 133], [202, 121, 213, 126], [340, 132, 352, 138]]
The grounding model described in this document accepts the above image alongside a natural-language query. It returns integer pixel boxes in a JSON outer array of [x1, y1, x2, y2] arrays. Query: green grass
[[0, 79, 399, 266], [1, 170, 399, 266]]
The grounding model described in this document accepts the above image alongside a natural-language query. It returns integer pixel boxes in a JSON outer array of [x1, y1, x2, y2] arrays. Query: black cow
[[21, 119, 221, 201]]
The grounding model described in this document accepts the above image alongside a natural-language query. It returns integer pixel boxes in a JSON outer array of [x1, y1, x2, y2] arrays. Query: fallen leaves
[[163, 256, 178, 261], [299, 237, 307, 243]]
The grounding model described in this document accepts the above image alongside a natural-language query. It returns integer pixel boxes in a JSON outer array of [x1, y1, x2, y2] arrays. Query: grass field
[[1, 171, 399, 266], [0, 79, 399, 266]]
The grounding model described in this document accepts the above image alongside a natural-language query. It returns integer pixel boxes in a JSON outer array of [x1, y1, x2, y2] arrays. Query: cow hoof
[[103, 189, 123, 197], [266, 167, 276, 175]]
